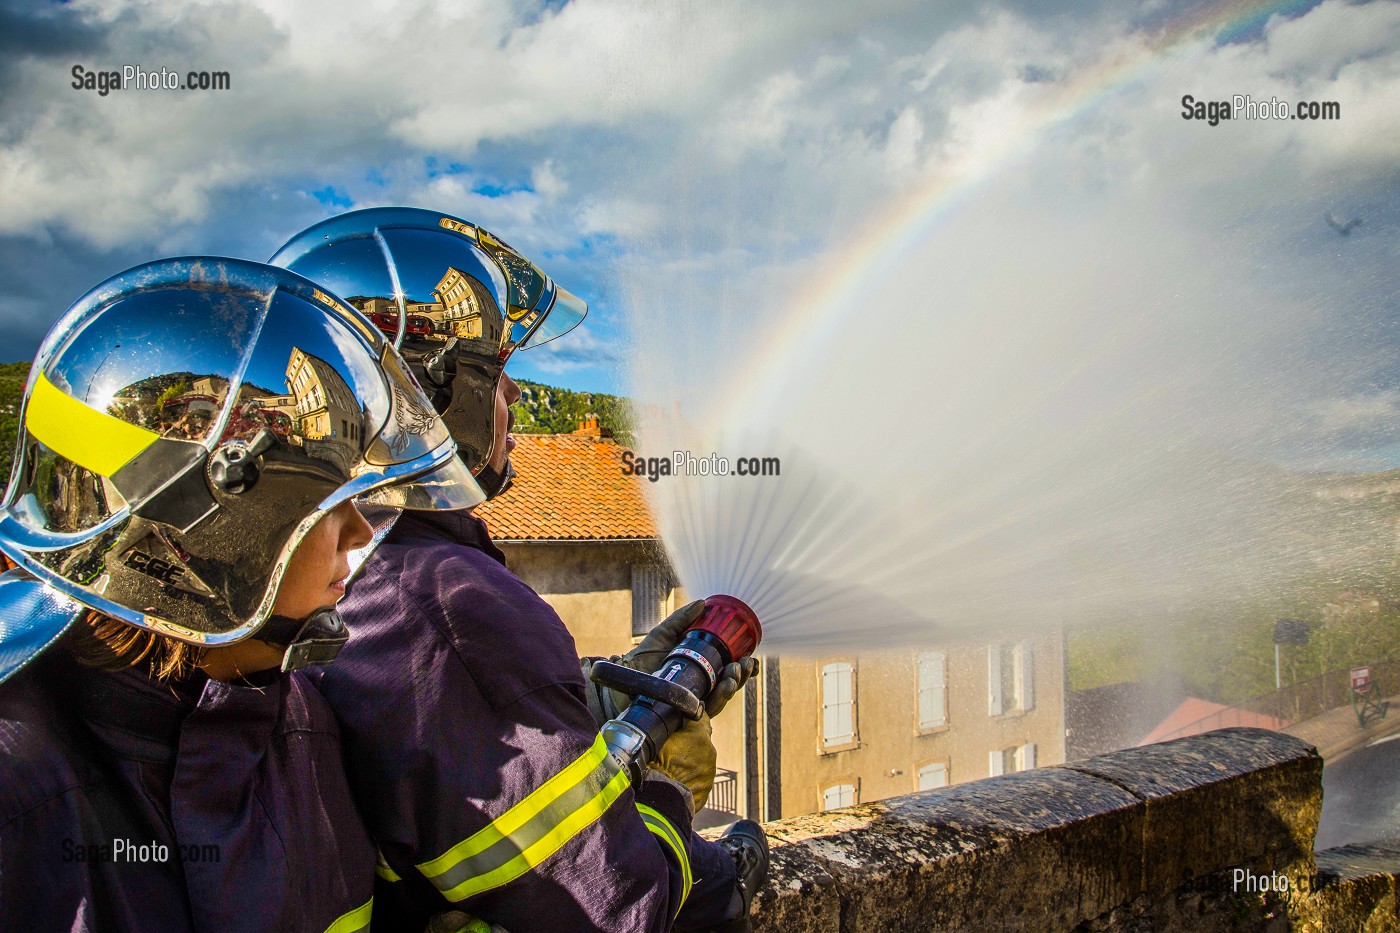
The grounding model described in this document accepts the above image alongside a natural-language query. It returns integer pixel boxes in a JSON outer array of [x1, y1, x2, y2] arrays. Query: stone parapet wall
[[709, 728, 1400, 931]]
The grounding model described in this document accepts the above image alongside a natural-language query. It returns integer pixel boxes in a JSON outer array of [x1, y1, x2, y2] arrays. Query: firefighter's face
[[272, 500, 374, 620], [198, 501, 372, 681], [486, 372, 521, 475]]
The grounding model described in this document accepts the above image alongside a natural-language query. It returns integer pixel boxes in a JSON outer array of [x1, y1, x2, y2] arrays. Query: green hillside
[[0, 363, 27, 485], [513, 379, 635, 446]]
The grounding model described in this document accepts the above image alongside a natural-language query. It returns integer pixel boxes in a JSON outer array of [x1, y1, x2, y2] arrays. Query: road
[[1317, 732, 1400, 850]]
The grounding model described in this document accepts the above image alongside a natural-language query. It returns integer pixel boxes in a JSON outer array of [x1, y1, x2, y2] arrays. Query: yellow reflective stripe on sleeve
[[418, 734, 632, 902], [636, 803, 693, 912], [450, 917, 495, 933], [323, 897, 373, 933], [375, 850, 401, 882], [26, 371, 160, 476]]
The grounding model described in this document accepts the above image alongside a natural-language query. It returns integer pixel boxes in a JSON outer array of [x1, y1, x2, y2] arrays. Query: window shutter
[[988, 750, 1004, 777], [988, 646, 1004, 716], [849, 663, 858, 744], [1020, 641, 1035, 711], [917, 762, 948, 791], [1021, 743, 1037, 770], [918, 651, 947, 728], [822, 662, 855, 747], [631, 564, 669, 637], [823, 783, 856, 811]]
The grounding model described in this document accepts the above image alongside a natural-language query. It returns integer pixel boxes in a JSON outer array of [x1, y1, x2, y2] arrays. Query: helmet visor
[[517, 284, 588, 351]]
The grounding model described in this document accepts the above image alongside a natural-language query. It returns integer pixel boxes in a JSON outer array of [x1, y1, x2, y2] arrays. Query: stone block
[[1057, 728, 1321, 898], [755, 767, 1141, 931]]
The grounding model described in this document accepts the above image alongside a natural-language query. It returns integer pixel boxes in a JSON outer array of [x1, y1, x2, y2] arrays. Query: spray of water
[[619, 158, 1392, 657]]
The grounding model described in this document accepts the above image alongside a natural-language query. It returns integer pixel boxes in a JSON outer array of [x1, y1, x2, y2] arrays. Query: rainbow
[[713, 0, 1321, 428]]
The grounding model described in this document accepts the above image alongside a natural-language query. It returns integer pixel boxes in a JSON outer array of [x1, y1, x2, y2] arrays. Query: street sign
[[1274, 619, 1311, 646], [1351, 667, 1387, 728]]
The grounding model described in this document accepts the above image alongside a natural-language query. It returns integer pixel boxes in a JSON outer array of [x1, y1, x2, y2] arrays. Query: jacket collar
[[387, 509, 507, 566]]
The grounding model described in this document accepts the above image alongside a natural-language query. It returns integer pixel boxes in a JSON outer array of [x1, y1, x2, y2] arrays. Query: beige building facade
[[501, 539, 677, 659], [715, 634, 1066, 821]]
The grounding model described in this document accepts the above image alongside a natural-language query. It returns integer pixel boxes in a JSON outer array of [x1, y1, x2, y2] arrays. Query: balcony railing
[[708, 768, 738, 816]]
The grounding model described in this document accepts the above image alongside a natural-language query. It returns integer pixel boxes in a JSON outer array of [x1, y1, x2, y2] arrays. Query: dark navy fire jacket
[[0, 652, 375, 932], [315, 509, 704, 932]]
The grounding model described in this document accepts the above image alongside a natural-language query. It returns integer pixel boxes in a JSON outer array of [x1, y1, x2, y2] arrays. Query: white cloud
[[523, 322, 618, 375]]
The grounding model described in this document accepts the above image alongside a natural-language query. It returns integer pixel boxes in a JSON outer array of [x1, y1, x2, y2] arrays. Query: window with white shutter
[[822, 783, 856, 811], [917, 762, 949, 791], [988, 646, 1003, 716], [821, 662, 856, 749], [917, 651, 947, 729], [991, 641, 1035, 714], [1019, 642, 1035, 712]]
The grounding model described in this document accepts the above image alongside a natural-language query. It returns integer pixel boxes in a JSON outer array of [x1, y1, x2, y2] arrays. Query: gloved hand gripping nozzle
[[590, 595, 761, 787]]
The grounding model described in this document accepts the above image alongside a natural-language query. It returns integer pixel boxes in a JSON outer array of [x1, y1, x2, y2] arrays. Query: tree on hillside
[[0, 363, 30, 484]]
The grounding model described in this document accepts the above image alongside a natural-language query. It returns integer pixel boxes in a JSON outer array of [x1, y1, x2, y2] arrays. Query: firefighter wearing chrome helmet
[[269, 207, 586, 496], [271, 209, 765, 933], [0, 258, 485, 931]]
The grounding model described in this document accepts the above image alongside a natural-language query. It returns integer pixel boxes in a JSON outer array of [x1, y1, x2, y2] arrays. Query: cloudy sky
[[1, 0, 1396, 418]]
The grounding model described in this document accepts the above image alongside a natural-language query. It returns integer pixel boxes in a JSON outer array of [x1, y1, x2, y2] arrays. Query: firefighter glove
[[652, 708, 717, 813]]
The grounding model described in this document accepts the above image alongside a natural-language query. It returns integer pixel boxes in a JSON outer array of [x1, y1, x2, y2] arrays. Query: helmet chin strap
[[257, 608, 350, 672], [474, 457, 517, 500]]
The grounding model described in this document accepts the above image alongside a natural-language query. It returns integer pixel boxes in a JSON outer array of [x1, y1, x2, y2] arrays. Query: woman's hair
[[66, 610, 204, 681]]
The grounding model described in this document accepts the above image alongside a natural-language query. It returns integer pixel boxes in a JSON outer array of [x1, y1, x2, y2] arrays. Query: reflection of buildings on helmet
[[356, 265, 506, 367], [269, 208, 587, 484], [437, 266, 505, 351], [0, 257, 485, 683], [287, 347, 363, 477]]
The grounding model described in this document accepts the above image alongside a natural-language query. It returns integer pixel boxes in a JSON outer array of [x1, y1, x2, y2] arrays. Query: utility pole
[[1273, 619, 1313, 724]]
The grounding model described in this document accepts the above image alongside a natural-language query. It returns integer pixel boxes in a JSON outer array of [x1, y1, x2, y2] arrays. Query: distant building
[[434, 266, 504, 347], [285, 347, 362, 473], [478, 419, 1067, 823], [1137, 696, 1284, 746]]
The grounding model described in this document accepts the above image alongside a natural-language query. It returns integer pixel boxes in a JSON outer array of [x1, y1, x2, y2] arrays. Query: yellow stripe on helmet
[[26, 371, 160, 477]]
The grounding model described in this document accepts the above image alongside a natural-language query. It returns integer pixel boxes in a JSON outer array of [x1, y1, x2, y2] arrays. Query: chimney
[[571, 415, 613, 440]]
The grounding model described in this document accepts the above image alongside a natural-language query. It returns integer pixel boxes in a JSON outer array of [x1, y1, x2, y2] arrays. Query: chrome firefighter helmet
[[269, 207, 587, 492], [0, 257, 484, 682]]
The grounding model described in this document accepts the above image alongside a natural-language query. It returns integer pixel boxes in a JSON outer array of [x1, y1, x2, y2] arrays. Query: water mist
[[621, 164, 1391, 658]]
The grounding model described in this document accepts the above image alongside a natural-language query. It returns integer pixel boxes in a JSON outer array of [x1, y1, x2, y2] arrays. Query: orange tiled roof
[[475, 431, 660, 541], [1138, 697, 1285, 745]]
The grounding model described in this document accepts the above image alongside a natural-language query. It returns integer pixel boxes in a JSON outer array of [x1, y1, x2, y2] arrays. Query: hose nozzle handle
[[588, 660, 705, 721]]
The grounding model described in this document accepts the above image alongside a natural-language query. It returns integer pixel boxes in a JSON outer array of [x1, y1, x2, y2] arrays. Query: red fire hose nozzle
[[593, 594, 763, 780]]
